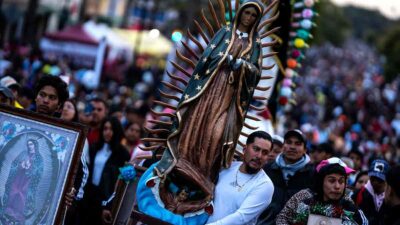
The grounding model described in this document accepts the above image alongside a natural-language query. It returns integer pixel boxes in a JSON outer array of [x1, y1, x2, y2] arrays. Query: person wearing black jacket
[[81, 117, 130, 225], [352, 159, 389, 225], [384, 165, 400, 225], [257, 130, 314, 225]]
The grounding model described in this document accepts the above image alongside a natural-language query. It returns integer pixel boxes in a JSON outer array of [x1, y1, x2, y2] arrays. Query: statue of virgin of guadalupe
[[137, 0, 278, 221]]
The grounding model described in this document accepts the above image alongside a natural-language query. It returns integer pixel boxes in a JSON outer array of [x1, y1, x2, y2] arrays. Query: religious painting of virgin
[[0, 105, 86, 225]]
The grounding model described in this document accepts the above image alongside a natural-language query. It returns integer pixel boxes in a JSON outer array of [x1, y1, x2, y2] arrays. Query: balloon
[[278, 96, 289, 105], [292, 49, 301, 58], [300, 19, 313, 29], [280, 86, 292, 97], [287, 58, 297, 68], [285, 68, 294, 78], [302, 9, 314, 19], [304, 0, 315, 7], [297, 29, 310, 40], [282, 78, 292, 87], [294, 38, 306, 48]]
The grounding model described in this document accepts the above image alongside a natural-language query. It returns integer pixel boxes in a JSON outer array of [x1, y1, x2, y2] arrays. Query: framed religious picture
[[0, 105, 87, 225], [111, 165, 147, 225]]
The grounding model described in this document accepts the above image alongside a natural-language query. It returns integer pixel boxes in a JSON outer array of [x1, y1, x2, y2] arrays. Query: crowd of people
[[0, 16, 399, 225], [283, 40, 400, 167]]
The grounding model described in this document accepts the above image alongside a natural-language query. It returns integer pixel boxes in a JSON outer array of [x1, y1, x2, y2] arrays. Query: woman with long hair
[[81, 117, 130, 225]]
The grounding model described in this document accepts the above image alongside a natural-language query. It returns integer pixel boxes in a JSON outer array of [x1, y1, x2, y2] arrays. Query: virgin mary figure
[[0, 138, 43, 224], [152, 0, 266, 215]]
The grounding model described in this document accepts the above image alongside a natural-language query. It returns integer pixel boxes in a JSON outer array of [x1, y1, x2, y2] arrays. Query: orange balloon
[[287, 58, 297, 68]]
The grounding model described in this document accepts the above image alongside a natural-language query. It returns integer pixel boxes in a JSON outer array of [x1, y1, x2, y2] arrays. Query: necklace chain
[[235, 167, 255, 191]]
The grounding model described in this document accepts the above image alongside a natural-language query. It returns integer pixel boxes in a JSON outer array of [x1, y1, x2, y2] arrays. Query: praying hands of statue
[[232, 44, 243, 61]]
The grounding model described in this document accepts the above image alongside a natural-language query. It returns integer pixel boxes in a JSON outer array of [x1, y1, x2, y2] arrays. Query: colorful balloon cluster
[[278, 0, 317, 106]]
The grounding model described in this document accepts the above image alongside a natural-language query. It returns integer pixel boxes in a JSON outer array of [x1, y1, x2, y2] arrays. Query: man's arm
[[206, 182, 274, 225]]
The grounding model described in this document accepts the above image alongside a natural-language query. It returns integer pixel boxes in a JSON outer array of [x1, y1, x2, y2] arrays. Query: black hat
[[284, 129, 306, 144]]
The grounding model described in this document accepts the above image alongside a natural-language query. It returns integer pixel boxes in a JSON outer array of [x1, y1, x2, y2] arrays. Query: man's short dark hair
[[126, 104, 149, 118], [246, 131, 273, 148], [348, 149, 363, 161], [34, 75, 69, 105], [316, 142, 334, 155], [90, 97, 109, 110]]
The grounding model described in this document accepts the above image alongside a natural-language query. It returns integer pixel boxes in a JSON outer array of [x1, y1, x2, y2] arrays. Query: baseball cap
[[284, 129, 306, 144], [0, 76, 20, 89], [368, 159, 390, 181], [316, 157, 355, 174], [0, 86, 14, 100], [272, 134, 284, 145]]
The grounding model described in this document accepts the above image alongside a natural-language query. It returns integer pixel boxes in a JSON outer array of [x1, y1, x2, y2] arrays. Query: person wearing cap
[[276, 157, 368, 225], [0, 86, 14, 106], [353, 159, 390, 225], [384, 165, 400, 225], [0, 76, 23, 108], [312, 142, 335, 165], [257, 129, 314, 225], [266, 134, 284, 163]]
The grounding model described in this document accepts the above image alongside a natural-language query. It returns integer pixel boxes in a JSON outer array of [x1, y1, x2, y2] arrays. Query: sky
[[331, 0, 400, 19]]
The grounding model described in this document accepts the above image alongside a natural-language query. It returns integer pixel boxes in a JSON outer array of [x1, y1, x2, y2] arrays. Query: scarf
[[276, 153, 310, 182]]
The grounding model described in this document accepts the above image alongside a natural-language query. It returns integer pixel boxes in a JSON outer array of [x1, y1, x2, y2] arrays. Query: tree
[[343, 6, 394, 44], [379, 25, 400, 81], [314, 0, 351, 46]]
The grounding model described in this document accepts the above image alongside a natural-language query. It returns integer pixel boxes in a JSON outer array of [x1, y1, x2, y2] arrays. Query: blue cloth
[[275, 153, 310, 182], [136, 163, 209, 225]]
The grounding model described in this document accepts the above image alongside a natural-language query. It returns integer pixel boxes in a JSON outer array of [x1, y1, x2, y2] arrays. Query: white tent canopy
[[83, 21, 133, 61]]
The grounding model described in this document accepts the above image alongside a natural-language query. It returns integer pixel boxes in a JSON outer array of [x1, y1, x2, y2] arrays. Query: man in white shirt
[[206, 131, 274, 225]]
